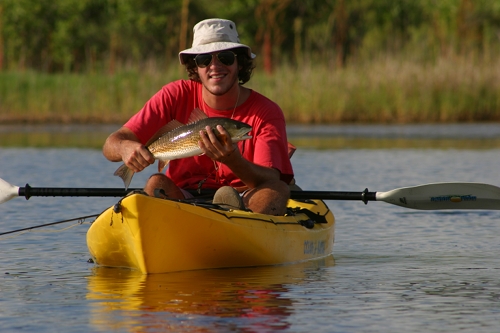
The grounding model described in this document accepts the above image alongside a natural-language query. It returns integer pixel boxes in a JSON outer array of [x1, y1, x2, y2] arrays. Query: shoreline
[[3, 122, 500, 138]]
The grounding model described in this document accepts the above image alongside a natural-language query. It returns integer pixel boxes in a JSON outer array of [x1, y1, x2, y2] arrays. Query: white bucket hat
[[179, 18, 256, 64]]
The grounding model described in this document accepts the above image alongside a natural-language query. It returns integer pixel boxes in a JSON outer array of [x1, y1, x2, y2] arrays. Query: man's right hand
[[120, 141, 155, 172], [102, 127, 155, 172]]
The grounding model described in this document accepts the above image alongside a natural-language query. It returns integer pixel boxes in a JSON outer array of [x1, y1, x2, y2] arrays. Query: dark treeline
[[1, 0, 499, 74]]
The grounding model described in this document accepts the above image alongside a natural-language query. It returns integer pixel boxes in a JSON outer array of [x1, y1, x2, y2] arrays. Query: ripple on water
[[1, 146, 500, 332]]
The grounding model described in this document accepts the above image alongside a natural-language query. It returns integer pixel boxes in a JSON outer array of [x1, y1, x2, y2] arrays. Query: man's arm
[[199, 125, 281, 189], [103, 127, 155, 172], [222, 149, 281, 188]]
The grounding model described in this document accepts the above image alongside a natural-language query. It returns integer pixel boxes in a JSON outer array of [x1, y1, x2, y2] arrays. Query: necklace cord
[[197, 85, 241, 192], [230, 86, 241, 119]]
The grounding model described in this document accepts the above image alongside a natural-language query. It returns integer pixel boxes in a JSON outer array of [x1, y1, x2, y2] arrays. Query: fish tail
[[113, 163, 135, 190], [157, 160, 170, 173]]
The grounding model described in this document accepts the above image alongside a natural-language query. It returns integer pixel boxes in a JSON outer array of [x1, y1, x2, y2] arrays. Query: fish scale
[[148, 118, 233, 159]]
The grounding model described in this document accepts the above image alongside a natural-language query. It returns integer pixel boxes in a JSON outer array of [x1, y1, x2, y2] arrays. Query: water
[[1, 125, 500, 332]]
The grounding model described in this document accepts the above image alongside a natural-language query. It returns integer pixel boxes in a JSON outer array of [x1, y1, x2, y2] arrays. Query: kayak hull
[[86, 194, 335, 274]]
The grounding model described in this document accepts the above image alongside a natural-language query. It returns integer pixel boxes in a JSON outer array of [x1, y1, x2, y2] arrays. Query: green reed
[[0, 67, 181, 123], [1, 54, 500, 124], [251, 54, 500, 124]]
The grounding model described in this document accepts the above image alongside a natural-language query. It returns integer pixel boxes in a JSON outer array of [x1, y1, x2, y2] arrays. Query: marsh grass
[[1, 55, 500, 124], [254, 54, 500, 123], [0, 67, 180, 123]]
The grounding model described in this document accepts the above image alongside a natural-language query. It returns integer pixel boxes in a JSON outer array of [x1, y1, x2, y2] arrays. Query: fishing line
[[1, 194, 213, 238], [0, 214, 99, 237], [0, 222, 91, 240]]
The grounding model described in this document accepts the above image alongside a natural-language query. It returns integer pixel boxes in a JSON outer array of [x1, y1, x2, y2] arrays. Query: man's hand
[[198, 125, 238, 163], [103, 127, 155, 171], [120, 141, 155, 172], [198, 124, 280, 190]]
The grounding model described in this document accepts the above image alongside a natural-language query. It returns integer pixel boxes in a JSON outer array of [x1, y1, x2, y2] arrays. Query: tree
[[255, 0, 292, 73]]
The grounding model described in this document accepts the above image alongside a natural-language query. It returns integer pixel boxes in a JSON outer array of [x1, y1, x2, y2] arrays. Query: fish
[[114, 108, 252, 189]]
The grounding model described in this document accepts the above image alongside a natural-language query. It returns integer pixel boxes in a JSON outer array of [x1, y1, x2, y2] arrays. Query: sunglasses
[[194, 51, 237, 68]]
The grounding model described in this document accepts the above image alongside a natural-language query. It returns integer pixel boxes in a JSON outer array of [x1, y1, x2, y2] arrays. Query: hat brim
[[179, 42, 256, 64]]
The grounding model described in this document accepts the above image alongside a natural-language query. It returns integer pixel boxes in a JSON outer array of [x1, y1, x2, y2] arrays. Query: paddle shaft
[[19, 184, 132, 200], [6, 181, 500, 210], [19, 184, 375, 203], [289, 189, 374, 203]]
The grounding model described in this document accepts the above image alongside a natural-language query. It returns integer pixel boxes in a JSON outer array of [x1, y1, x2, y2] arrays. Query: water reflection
[[86, 256, 334, 332], [0, 124, 113, 149], [291, 137, 500, 149], [2, 123, 500, 149]]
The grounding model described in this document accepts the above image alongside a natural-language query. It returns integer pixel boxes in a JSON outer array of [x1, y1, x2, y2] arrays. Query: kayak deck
[[87, 193, 335, 274]]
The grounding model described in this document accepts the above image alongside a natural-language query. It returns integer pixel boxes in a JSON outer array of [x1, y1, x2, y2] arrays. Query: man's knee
[[144, 173, 184, 199], [243, 180, 290, 215]]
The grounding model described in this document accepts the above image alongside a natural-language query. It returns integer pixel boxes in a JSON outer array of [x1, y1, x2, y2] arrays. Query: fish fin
[[287, 142, 297, 159], [157, 160, 170, 172], [145, 119, 185, 146], [187, 108, 208, 124], [144, 108, 206, 146], [114, 163, 135, 190]]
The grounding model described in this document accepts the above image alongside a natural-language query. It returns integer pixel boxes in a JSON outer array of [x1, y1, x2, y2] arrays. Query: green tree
[[1, 0, 499, 73]]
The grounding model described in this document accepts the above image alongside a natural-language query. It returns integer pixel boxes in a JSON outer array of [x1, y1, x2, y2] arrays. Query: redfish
[[114, 108, 252, 189]]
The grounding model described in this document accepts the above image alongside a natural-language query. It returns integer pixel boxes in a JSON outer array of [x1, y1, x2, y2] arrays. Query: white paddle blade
[[0, 178, 20, 204], [376, 182, 500, 210]]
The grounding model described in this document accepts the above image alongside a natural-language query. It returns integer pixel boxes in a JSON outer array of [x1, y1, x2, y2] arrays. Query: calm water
[[1, 125, 500, 332]]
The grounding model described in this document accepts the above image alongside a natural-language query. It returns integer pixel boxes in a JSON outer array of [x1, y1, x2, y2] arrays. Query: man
[[102, 18, 293, 215]]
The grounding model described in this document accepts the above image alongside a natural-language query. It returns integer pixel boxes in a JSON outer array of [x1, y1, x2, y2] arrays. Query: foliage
[[1, 0, 499, 72]]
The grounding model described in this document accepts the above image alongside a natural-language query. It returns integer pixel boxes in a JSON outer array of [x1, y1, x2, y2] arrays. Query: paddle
[[1, 177, 499, 210]]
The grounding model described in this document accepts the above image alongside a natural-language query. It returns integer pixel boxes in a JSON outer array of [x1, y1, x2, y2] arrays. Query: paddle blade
[[0, 178, 20, 204], [376, 182, 500, 210]]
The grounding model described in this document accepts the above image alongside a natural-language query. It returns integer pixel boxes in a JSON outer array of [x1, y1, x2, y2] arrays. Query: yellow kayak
[[87, 193, 335, 274]]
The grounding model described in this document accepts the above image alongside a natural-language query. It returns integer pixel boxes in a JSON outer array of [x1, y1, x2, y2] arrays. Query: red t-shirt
[[124, 80, 294, 190]]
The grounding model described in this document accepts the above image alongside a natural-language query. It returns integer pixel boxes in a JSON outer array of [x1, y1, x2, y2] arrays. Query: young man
[[102, 18, 293, 215]]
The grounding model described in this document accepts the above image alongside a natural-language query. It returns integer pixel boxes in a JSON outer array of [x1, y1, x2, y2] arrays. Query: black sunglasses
[[194, 51, 237, 68]]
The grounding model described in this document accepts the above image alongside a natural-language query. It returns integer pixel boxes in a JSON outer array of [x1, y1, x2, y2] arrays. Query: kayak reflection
[[86, 256, 334, 332]]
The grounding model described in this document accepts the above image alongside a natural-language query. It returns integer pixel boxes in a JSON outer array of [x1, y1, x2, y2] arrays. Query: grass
[[252, 54, 500, 123], [1, 54, 500, 124], [0, 68, 179, 123]]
